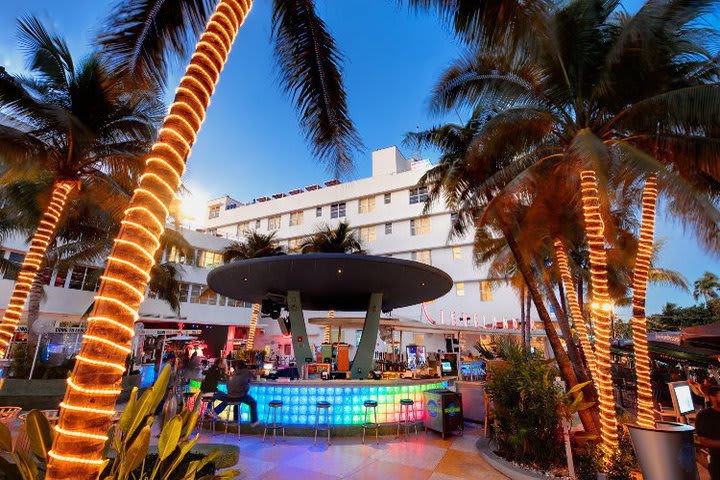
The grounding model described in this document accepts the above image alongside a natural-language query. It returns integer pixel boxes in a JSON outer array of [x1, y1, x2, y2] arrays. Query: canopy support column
[[287, 290, 313, 372], [351, 292, 383, 379]]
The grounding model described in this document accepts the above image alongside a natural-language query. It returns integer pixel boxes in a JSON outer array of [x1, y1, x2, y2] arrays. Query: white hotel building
[[0, 146, 524, 359]]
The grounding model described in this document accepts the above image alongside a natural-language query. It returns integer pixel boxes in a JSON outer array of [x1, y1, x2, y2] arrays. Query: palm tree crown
[[223, 231, 285, 263], [300, 221, 364, 254], [693, 272, 720, 302]]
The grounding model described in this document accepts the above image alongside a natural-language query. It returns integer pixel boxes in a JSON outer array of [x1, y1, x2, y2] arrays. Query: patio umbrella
[[681, 322, 720, 349]]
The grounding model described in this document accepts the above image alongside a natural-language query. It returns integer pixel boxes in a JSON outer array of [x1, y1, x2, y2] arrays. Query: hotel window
[[480, 280, 493, 301], [189, 284, 203, 303], [235, 222, 249, 238], [409, 186, 428, 204], [330, 202, 346, 219], [359, 226, 376, 243], [410, 217, 431, 236], [288, 237, 303, 253], [358, 196, 376, 213], [384, 193, 391, 204], [208, 205, 220, 219], [178, 283, 190, 303], [198, 250, 223, 269], [385, 222, 392, 235], [255, 219, 261, 229], [68, 266, 101, 291], [452, 246, 462, 260], [316, 206, 322, 217], [53, 266, 69, 287], [456, 282, 465, 296], [268, 215, 281, 230], [412, 249, 432, 265], [2, 251, 24, 280], [289, 211, 304, 226], [167, 246, 194, 265]]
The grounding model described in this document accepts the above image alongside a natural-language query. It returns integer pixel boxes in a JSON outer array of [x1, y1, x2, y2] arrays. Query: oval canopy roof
[[207, 253, 453, 311]]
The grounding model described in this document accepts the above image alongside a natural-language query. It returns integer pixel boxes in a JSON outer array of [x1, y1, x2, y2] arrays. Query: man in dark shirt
[[697, 385, 720, 480], [213, 360, 259, 426]]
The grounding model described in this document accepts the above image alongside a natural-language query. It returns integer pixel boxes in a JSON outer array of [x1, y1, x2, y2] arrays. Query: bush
[[485, 341, 564, 470]]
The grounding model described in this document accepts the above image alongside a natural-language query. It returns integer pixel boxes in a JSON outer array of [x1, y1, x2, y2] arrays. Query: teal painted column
[[287, 290, 313, 371], [351, 292, 383, 379]]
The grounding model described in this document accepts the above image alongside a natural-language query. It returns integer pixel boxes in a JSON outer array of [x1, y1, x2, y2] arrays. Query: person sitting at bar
[[696, 385, 720, 480], [213, 360, 259, 427]]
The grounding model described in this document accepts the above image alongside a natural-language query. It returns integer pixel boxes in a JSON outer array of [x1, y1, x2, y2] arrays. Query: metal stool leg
[[263, 406, 271, 443], [272, 407, 278, 445], [362, 406, 368, 444], [326, 407, 331, 445], [314, 408, 320, 446], [412, 403, 418, 436], [373, 406, 378, 445], [281, 405, 286, 441], [397, 404, 403, 438]]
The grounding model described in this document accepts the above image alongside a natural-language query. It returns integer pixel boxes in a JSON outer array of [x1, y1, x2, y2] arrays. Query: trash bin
[[626, 421, 698, 480], [423, 388, 463, 439]]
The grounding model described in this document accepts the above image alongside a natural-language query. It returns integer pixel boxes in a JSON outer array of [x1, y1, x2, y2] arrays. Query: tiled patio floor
[[197, 423, 508, 480]]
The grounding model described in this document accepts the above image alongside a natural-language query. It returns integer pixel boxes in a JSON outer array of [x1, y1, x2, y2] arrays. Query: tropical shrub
[[485, 341, 564, 470]]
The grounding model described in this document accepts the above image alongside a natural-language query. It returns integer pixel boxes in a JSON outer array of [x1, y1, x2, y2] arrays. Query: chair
[[262, 400, 285, 445], [220, 400, 243, 441], [197, 393, 217, 433], [314, 401, 332, 446], [362, 400, 379, 445], [397, 399, 418, 438], [0, 407, 21, 427]]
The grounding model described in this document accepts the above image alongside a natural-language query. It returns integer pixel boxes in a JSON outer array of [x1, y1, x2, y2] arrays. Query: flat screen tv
[[441, 361, 452, 373]]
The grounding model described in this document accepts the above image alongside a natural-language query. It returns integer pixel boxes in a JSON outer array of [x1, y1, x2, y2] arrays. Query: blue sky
[[0, 0, 718, 314]]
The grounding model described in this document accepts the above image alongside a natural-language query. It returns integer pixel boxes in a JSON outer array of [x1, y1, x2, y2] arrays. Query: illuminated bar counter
[[207, 377, 452, 426]]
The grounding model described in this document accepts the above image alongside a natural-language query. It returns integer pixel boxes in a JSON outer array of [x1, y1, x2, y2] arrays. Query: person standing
[[696, 385, 720, 480], [213, 360, 259, 427]]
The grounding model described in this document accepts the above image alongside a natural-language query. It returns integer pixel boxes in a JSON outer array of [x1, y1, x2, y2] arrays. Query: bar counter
[[236, 377, 452, 426]]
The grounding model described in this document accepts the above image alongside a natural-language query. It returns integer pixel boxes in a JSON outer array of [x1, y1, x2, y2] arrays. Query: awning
[[681, 321, 720, 348]]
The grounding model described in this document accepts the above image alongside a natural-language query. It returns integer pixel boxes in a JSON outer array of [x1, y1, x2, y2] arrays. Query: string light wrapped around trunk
[[0, 180, 75, 357], [553, 239, 597, 380], [246, 303, 260, 350], [324, 310, 334, 343], [46, 1, 253, 478], [579, 170, 618, 455], [631, 174, 658, 428]]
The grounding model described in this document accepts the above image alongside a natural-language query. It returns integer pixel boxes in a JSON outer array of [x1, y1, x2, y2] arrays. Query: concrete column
[[287, 290, 313, 371], [351, 293, 383, 379]]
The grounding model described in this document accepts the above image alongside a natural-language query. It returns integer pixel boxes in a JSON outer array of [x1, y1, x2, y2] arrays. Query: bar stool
[[198, 393, 216, 433], [362, 400, 379, 445], [222, 400, 243, 441], [397, 399, 418, 438], [314, 401, 332, 446], [263, 400, 285, 445]]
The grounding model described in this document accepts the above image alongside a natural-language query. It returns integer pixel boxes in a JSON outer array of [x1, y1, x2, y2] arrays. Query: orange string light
[[0, 181, 75, 357], [554, 239, 597, 380], [46, 2, 253, 478], [579, 170, 618, 455], [246, 303, 260, 350], [324, 310, 334, 343], [631, 174, 658, 428]]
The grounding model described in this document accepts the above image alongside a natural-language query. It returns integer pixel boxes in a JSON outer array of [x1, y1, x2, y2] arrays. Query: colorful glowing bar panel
[[188, 379, 448, 425]]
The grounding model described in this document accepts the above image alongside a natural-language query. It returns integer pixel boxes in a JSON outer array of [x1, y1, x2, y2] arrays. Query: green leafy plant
[[485, 341, 565, 470], [0, 365, 238, 480]]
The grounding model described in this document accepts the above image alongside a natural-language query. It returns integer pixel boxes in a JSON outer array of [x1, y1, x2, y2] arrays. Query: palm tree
[[693, 272, 720, 303], [223, 231, 285, 350], [0, 17, 160, 360], [300, 221, 365, 254], [422, 0, 720, 447]]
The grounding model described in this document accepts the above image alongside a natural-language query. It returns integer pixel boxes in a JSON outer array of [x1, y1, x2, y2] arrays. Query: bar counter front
[[212, 377, 451, 426]]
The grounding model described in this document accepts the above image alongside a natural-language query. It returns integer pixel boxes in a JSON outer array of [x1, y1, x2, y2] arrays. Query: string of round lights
[[324, 310, 335, 343], [0, 181, 75, 358], [579, 170, 618, 455], [631, 174, 658, 429], [46, 2, 253, 478], [246, 303, 260, 350], [554, 239, 597, 380]]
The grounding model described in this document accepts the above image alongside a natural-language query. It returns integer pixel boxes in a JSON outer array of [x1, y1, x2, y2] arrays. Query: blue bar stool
[[263, 400, 285, 445], [314, 401, 332, 446], [397, 399, 418, 438], [362, 400, 379, 445]]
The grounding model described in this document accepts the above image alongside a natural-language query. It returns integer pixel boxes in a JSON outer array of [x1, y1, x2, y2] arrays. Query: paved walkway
[[198, 423, 508, 480]]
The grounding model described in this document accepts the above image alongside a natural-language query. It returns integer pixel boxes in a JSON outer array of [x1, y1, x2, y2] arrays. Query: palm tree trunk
[[25, 267, 52, 355], [498, 221, 600, 438], [579, 169, 619, 454], [0, 181, 75, 358], [46, 2, 253, 478], [246, 303, 260, 350], [520, 286, 526, 349], [631, 174, 658, 428], [554, 239, 596, 379], [557, 280, 567, 315], [525, 286, 532, 349]]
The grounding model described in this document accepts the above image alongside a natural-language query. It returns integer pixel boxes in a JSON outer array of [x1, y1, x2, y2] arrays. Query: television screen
[[441, 361, 452, 372], [673, 384, 695, 415]]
